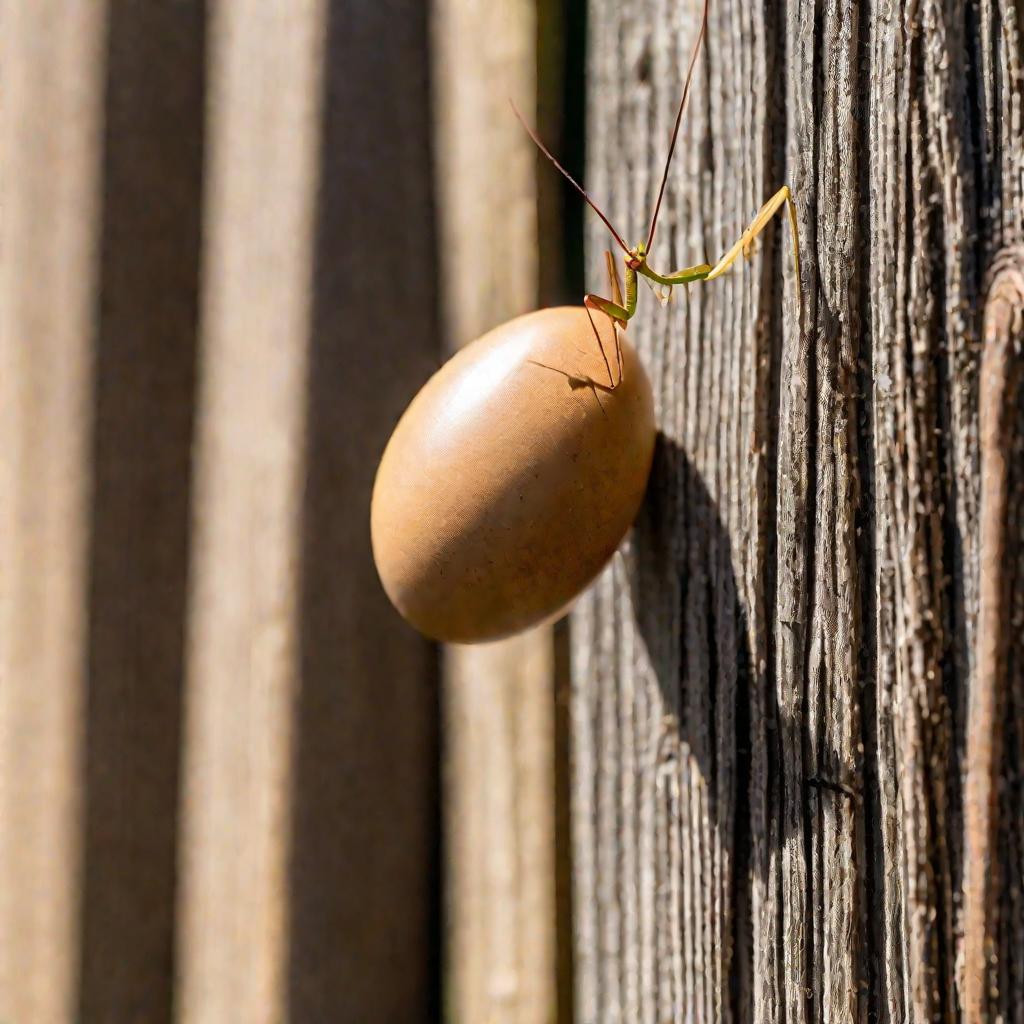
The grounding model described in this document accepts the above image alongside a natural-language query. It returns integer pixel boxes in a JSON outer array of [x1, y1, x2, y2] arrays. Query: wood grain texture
[[963, 248, 1024, 1024], [574, 1, 1024, 1022]]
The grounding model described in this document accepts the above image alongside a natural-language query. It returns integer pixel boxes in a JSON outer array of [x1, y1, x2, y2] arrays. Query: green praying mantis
[[513, 0, 801, 388]]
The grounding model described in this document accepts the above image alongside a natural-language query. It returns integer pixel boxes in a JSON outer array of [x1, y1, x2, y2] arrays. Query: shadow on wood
[[288, 0, 442, 1019], [77, 4, 205, 1021], [626, 432, 854, 1015]]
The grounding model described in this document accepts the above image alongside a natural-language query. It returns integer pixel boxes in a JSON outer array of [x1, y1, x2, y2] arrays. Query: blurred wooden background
[[0, 1, 579, 1021], [4, 2, 1022, 1024]]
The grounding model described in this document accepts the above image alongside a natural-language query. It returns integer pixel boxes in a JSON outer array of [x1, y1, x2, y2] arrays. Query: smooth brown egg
[[371, 305, 656, 644]]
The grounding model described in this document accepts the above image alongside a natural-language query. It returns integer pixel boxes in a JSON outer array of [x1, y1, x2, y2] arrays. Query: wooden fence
[[0, 2, 570, 1020], [6, 2, 1022, 1023]]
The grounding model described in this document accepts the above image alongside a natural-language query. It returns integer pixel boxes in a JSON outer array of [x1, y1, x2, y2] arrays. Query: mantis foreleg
[[602, 252, 625, 383], [584, 259, 637, 327], [576, 186, 801, 393], [605, 250, 624, 308], [583, 251, 632, 388]]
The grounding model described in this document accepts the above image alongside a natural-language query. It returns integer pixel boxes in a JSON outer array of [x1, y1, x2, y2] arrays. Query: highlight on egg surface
[[370, 306, 656, 644]]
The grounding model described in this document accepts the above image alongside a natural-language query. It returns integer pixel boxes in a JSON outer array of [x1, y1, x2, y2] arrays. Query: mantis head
[[627, 243, 647, 270]]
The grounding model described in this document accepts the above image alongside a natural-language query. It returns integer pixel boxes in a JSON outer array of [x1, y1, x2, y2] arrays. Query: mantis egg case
[[371, 305, 656, 644]]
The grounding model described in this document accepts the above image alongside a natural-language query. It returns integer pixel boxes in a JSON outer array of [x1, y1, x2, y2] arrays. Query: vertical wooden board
[[0, 4, 107, 1022], [176, 4, 326, 1021], [432, 2, 564, 1020], [867, 1, 979, 1019], [287, 1, 441, 1019], [577, 1, 1024, 1023], [785, 3, 867, 1024], [444, 638, 558, 1024], [577, 1, 789, 1020], [974, 13, 1024, 1022], [433, 0, 538, 345], [180, 2, 442, 1020]]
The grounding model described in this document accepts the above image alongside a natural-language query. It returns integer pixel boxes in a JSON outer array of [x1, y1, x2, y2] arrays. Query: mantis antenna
[[645, 0, 710, 253], [509, 100, 631, 256], [511, 0, 799, 390], [512, 0, 710, 263]]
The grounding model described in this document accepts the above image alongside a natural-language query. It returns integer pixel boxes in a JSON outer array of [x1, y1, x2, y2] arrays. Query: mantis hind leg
[[705, 185, 801, 294], [603, 251, 625, 384]]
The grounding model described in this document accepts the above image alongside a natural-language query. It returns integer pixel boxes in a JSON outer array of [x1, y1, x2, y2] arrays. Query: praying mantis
[[514, 0, 801, 388]]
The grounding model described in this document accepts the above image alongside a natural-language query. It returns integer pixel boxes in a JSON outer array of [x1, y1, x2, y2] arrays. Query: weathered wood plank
[[576, 0, 1024, 1021], [433, 2, 567, 1019], [0, 4, 107, 1020], [1, 0, 443, 1019], [178, 1, 443, 1020], [175, 5, 327, 1021]]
